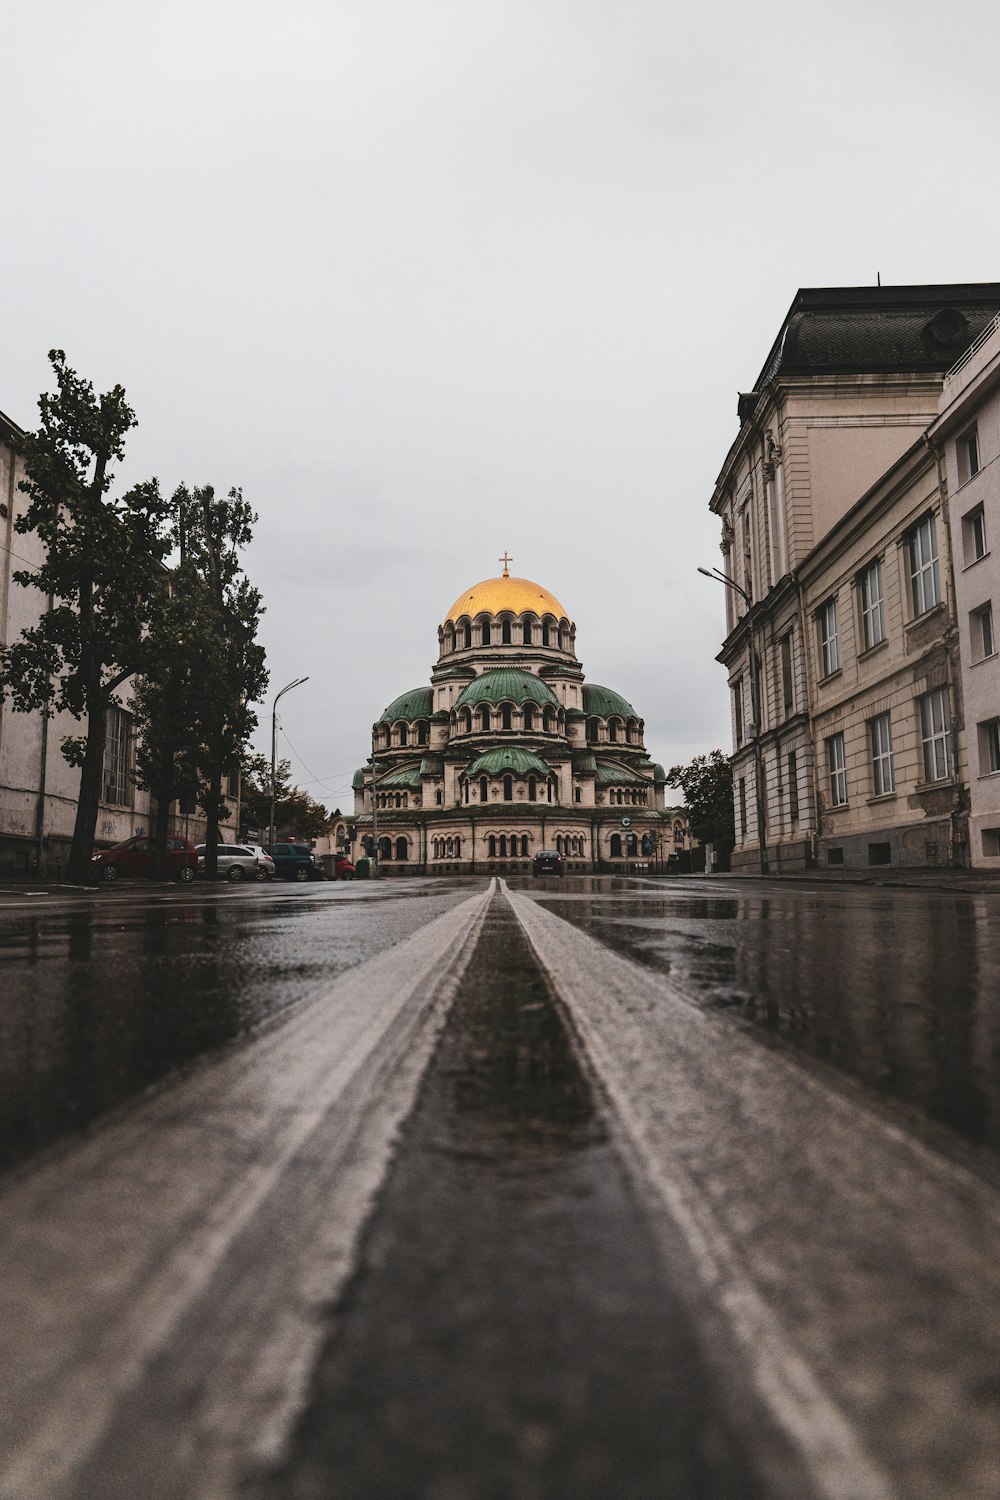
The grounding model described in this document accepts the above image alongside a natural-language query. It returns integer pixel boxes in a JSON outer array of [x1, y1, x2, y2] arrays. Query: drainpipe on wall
[[926, 436, 968, 867]]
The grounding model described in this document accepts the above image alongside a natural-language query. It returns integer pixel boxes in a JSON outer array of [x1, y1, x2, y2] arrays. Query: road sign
[[620, 816, 632, 828]]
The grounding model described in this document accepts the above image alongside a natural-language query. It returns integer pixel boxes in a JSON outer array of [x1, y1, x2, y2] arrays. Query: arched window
[[528, 776, 536, 802], [463, 780, 469, 803], [395, 836, 408, 861], [547, 779, 554, 802], [479, 618, 491, 647], [437, 789, 444, 805], [610, 834, 622, 858], [501, 618, 511, 644], [503, 775, 513, 801], [586, 716, 600, 742], [398, 724, 408, 746], [480, 776, 489, 803], [379, 837, 392, 859], [454, 836, 461, 856], [521, 835, 529, 857], [543, 707, 554, 733], [523, 704, 535, 731], [555, 836, 563, 855], [541, 620, 551, 647], [462, 622, 472, 649], [478, 706, 490, 732], [488, 835, 496, 858], [417, 721, 427, 745], [501, 704, 512, 731], [461, 709, 472, 734], [609, 719, 619, 743], [499, 835, 507, 857]]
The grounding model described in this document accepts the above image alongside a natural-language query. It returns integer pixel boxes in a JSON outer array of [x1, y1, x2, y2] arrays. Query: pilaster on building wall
[[0, 408, 235, 878], [709, 284, 1000, 873]]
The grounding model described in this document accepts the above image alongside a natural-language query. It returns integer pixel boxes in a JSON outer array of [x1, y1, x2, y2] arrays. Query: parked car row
[[90, 836, 355, 884]]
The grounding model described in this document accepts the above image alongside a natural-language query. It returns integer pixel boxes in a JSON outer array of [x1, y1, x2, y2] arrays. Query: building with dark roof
[[352, 561, 689, 872], [708, 282, 1000, 873]]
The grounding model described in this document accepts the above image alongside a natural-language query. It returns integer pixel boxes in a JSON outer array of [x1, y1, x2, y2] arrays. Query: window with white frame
[[909, 516, 941, 616], [919, 688, 951, 782], [958, 426, 981, 485], [858, 559, 886, 649], [869, 712, 895, 796], [103, 705, 132, 805], [732, 676, 744, 746], [971, 602, 995, 661], [980, 717, 1000, 775], [818, 598, 839, 677], [827, 733, 847, 806], [963, 505, 988, 566]]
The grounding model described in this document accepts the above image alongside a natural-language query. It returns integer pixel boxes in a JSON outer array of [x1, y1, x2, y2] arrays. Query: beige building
[[927, 314, 1000, 867], [1, 407, 235, 877], [353, 563, 690, 873], [709, 284, 1000, 872]]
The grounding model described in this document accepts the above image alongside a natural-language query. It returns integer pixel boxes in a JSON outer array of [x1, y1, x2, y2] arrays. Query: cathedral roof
[[465, 748, 554, 779], [381, 766, 423, 789], [455, 669, 560, 709], [380, 686, 434, 722], [595, 759, 649, 786], [443, 574, 568, 624], [583, 683, 637, 719]]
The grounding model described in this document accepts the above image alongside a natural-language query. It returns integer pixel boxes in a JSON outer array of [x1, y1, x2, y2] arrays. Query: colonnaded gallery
[[351, 562, 691, 872]]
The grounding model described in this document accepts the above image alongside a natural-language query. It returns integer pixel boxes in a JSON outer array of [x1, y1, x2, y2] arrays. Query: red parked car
[[333, 855, 356, 880], [91, 836, 199, 883]]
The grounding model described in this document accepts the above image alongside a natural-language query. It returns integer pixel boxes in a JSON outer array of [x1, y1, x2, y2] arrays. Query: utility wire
[[278, 725, 353, 798]]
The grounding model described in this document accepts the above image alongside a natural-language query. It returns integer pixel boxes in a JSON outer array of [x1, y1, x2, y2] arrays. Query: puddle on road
[[254, 891, 767, 1500]]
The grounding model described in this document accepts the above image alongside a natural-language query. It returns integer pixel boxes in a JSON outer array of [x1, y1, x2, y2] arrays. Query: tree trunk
[[67, 699, 107, 883], [152, 783, 173, 881], [203, 765, 224, 879]]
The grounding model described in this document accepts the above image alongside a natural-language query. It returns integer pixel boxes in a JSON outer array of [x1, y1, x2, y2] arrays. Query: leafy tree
[[240, 754, 331, 841], [174, 484, 267, 878], [665, 749, 735, 849], [0, 352, 171, 882]]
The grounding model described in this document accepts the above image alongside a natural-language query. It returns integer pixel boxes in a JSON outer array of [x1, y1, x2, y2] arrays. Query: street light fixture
[[698, 566, 769, 875], [270, 676, 309, 852]]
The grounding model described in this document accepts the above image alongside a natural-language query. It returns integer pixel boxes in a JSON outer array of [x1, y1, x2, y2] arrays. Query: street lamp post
[[698, 566, 769, 876], [369, 730, 387, 879], [270, 676, 309, 852]]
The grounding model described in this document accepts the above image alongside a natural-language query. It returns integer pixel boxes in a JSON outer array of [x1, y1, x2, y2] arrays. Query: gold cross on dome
[[499, 551, 513, 578]]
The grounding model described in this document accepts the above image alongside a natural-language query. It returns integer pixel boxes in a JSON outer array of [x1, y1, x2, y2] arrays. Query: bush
[[354, 856, 371, 880]]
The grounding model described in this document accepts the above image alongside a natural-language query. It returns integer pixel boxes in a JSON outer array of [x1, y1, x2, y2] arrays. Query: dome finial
[[499, 550, 512, 578]]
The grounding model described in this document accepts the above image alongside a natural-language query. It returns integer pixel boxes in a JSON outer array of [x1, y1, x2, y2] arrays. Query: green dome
[[455, 670, 559, 710], [381, 766, 422, 789], [651, 762, 668, 785], [380, 686, 433, 722], [352, 767, 367, 790], [465, 747, 553, 779], [583, 683, 637, 719]]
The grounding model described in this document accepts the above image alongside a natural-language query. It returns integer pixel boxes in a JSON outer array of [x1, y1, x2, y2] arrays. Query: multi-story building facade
[[927, 313, 1000, 867], [709, 284, 1000, 872], [353, 563, 690, 873], [1, 407, 235, 877]]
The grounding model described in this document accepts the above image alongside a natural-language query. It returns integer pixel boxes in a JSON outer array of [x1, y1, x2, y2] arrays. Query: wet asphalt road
[[2, 872, 1000, 1499]]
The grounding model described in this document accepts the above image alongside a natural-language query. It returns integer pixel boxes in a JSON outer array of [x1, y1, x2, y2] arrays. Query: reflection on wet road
[[514, 876, 1000, 1152], [0, 880, 479, 1168]]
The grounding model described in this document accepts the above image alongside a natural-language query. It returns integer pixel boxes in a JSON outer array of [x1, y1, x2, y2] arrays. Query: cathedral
[[351, 559, 689, 872]]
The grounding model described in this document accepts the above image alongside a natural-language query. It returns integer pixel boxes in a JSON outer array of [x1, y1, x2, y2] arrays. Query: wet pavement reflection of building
[[521, 879, 1000, 1152]]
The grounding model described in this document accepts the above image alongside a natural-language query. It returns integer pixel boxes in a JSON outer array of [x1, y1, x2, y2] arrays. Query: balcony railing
[[945, 311, 1000, 383]]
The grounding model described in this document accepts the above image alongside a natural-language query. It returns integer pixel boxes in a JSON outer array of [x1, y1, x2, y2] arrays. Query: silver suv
[[195, 843, 276, 882]]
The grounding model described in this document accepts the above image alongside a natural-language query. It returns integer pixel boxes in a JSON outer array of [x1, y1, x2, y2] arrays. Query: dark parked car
[[268, 842, 324, 882], [531, 849, 564, 876], [92, 836, 198, 883]]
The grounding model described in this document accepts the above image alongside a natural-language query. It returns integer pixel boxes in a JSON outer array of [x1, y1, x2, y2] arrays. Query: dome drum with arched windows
[[352, 561, 691, 871]]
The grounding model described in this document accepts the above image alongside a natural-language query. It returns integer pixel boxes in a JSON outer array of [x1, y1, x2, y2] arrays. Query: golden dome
[[443, 574, 569, 625]]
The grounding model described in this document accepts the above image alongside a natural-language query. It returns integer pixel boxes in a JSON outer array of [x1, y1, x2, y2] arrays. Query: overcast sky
[[5, 0, 1000, 813]]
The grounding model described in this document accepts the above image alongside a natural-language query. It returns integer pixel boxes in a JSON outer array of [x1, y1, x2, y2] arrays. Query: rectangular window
[[818, 598, 839, 677], [958, 426, 981, 484], [858, 559, 886, 649], [869, 712, 895, 796], [972, 602, 996, 661], [827, 732, 848, 807], [920, 688, 951, 782], [787, 751, 799, 824], [963, 505, 987, 565], [980, 718, 1000, 775], [738, 777, 747, 841], [103, 706, 132, 805], [909, 516, 941, 616], [780, 634, 794, 713], [226, 766, 239, 799], [733, 677, 744, 747]]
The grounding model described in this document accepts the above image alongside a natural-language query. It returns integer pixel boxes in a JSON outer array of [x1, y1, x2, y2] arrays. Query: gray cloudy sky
[[5, 0, 1000, 812]]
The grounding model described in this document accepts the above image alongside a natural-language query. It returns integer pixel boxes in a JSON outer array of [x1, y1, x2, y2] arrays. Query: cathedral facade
[[351, 563, 689, 873]]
